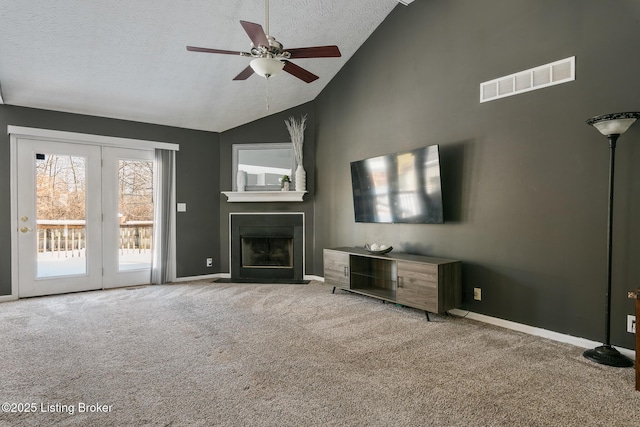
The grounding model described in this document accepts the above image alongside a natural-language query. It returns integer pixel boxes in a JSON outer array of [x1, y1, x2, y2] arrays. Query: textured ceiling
[[0, 0, 400, 132]]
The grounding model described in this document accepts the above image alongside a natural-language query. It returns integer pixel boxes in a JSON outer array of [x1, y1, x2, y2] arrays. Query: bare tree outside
[[36, 156, 154, 222], [118, 160, 154, 222], [36, 155, 86, 220]]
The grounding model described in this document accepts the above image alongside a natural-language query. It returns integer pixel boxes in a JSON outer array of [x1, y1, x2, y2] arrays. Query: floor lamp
[[584, 111, 640, 367]]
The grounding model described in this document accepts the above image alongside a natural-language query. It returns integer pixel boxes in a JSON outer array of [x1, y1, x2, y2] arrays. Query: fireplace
[[230, 213, 304, 282], [242, 237, 293, 268]]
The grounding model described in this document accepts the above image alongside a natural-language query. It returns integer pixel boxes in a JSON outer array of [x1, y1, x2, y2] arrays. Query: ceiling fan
[[186, 0, 341, 83]]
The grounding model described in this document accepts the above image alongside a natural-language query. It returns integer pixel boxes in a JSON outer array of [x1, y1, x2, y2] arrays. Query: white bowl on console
[[364, 243, 393, 255]]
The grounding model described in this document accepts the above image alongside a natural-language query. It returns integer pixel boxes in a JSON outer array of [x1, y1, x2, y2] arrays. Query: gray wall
[[0, 104, 220, 295], [314, 0, 640, 349], [219, 102, 317, 275]]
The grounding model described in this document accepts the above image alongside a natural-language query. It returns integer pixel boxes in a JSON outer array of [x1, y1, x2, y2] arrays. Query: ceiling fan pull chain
[[266, 77, 270, 110], [265, 0, 269, 36]]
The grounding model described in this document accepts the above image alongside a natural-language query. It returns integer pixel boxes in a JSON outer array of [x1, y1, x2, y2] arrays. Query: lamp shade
[[587, 112, 640, 136], [250, 58, 284, 78]]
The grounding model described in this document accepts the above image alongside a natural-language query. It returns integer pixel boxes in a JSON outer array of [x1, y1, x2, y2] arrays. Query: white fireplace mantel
[[222, 191, 307, 203]]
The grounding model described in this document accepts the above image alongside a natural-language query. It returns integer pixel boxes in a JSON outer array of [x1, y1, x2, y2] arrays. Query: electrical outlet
[[473, 287, 482, 301], [627, 315, 636, 334], [206, 258, 213, 268]]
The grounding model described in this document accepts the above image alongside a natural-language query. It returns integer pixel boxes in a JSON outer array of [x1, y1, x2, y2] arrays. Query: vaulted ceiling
[[0, 0, 403, 132]]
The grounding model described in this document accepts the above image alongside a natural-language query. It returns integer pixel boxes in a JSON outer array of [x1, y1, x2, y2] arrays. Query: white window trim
[[7, 126, 179, 151]]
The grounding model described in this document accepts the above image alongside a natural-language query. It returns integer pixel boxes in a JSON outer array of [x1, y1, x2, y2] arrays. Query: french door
[[15, 139, 154, 298]]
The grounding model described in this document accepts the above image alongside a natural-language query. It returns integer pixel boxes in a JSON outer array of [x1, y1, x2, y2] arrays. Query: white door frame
[[7, 126, 179, 301]]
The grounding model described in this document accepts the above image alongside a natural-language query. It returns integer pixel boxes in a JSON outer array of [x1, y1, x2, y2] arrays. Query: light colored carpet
[[0, 280, 638, 426]]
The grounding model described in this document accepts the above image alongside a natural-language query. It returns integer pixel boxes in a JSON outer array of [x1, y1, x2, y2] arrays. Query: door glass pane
[[118, 160, 153, 271], [36, 154, 87, 277]]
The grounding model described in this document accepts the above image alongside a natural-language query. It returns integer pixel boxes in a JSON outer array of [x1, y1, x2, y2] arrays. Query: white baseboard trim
[[172, 273, 229, 282], [448, 309, 635, 359], [174, 273, 324, 283], [0, 294, 19, 303]]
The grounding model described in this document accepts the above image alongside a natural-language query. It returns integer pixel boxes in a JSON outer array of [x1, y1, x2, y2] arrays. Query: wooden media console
[[324, 247, 461, 319]]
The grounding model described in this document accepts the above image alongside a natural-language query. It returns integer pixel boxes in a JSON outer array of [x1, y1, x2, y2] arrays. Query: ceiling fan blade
[[187, 46, 248, 56], [233, 66, 255, 81], [282, 61, 319, 83], [286, 45, 342, 58], [240, 20, 269, 47]]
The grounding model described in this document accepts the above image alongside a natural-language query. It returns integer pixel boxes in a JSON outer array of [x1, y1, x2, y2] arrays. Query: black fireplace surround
[[230, 214, 303, 283]]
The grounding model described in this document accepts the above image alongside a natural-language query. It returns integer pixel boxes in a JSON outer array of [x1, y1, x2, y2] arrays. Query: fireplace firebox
[[230, 213, 303, 282], [241, 237, 293, 268]]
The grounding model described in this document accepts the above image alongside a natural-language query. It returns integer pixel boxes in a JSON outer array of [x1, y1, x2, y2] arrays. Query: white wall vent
[[480, 56, 575, 103]]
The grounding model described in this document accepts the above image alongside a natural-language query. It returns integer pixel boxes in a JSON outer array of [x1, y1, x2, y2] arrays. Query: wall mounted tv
[[350, 144, 444, 224]]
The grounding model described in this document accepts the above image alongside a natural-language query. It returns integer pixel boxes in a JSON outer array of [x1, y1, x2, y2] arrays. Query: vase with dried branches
[[285, 115, 307, 191]]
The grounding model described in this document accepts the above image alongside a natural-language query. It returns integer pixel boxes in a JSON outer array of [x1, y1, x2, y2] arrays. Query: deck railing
[[36, 220, 153, 257]]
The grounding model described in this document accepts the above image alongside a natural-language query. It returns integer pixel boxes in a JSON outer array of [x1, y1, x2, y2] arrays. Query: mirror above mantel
[[225, 142, 305, 202], [232, 143, 297, 192]]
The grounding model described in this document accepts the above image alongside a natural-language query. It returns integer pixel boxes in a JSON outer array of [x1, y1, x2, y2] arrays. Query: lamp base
[[583, 345, 634, 368]]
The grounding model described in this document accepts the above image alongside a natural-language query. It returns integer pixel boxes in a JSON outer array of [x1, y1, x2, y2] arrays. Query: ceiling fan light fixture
[[250, 57, 284, 78]]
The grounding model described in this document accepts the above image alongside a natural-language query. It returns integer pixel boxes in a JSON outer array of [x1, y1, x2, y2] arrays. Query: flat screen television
[[350, 144, 444, 224]]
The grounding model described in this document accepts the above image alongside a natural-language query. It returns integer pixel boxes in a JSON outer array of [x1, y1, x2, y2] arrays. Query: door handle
[[20, 227, 34, 233]]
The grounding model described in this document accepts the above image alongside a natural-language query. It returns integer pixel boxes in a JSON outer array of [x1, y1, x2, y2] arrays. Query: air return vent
[[480, 56, 575, 103]]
